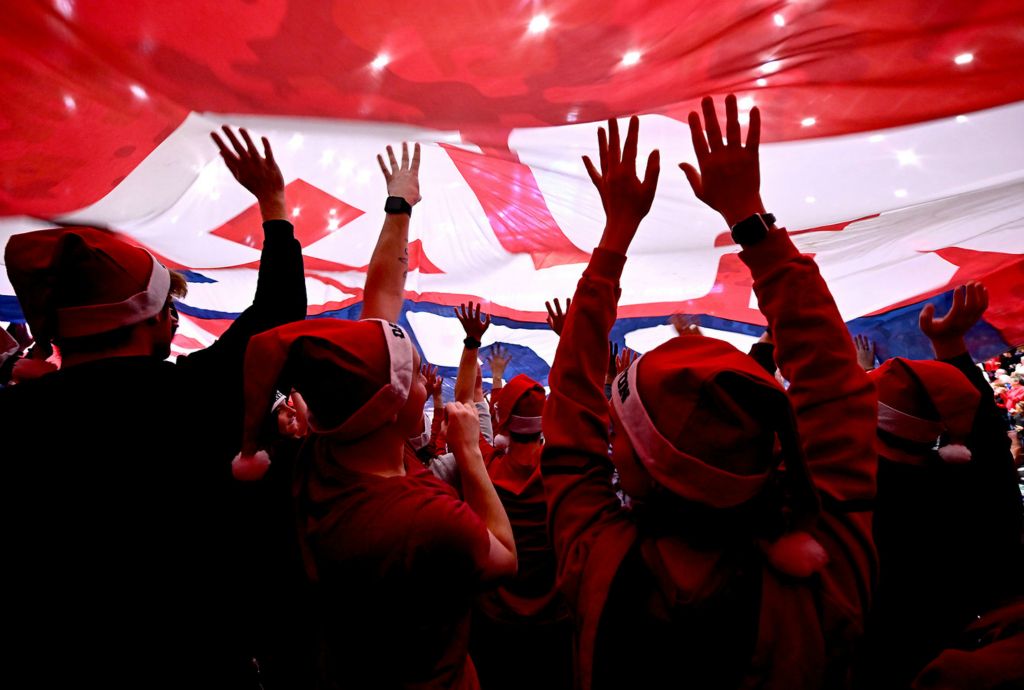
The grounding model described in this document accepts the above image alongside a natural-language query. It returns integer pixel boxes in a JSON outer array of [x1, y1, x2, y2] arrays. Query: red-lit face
[[396, 349, 429, 435], [150, 300, 176, 360], [276, 403, 301, 438]]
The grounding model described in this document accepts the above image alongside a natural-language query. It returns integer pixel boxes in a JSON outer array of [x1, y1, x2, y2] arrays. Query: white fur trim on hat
[[611, 359, 771, 509], [508, 414, 543, 434], [877, 402, 944, 443], [408, 412, 431, 451], [309, 319, 415, 441], [878, 401, 974, 465], [57, 253, 171, 338], [232, 450, 271, 481]]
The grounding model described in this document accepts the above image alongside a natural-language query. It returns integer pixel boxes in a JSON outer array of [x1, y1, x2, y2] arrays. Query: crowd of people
[[1, 96, 1021, 690]]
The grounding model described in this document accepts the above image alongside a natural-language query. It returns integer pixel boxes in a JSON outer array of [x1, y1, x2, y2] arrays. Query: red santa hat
[[493, 373, 546, 438], [611, 335, 826, 577], [5, 227, 171, 341], [869, 357, 979, 465], [233, 318, 414, 480]]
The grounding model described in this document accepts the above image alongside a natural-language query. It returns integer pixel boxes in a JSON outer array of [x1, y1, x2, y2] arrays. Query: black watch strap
[[385, 195, 413, 216], [730, 212, 776, 246], [463, 336, 481, 349]]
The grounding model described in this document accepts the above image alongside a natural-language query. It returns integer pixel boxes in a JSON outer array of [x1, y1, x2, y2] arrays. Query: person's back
[[473, 374, 572, 690], [857, 284, 1024, 688], [300, 445, 489, 690], [0, 127, 306, 688], [0, 357, 241, 686], [229, 142, 518, 690], [541, 101, 876, 690]]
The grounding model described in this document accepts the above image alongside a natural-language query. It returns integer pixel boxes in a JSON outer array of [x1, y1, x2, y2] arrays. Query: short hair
[[169, 270, 188, 299]]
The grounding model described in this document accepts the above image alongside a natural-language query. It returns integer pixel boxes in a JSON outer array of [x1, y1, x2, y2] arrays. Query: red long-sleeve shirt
[[542, 229, 878, 690]]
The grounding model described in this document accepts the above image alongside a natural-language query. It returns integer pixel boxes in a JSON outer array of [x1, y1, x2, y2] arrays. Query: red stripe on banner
[[171, 334, 206, 350], [865, 248, 1023, 316], [305, 272, 365, 316], [788, 214, 881, 237], [168, 243, 444, 275], [191, 318, 233, 339], [409, 239, 444, 274], [307, 300, 364, 316], [441, 142, 591, 270], [865, 248, 1024, 345], [977, 256, 1024, 346], [714, 215, 879, 247]]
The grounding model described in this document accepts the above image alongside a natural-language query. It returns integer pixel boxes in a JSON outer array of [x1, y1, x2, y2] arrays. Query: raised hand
[[616, 347, 639, 375], [445, 401, 481, 453], [853, 334, 876, 371], [487, 343, 512, 378], [421, 363, 442, 399], [545, 298, 571, 336], [455, 301, 491, 342], [670, 313, 702, 336], [211, 126, 285, 219], [919, 282, 988, 342], [680, 95, 764, 227], [919, 281, 988, 360], [583, 115, 660, 253], [377, 142, 422, 206]]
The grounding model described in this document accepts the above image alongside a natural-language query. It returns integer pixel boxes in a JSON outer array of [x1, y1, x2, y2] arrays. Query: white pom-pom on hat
[[761, 531, 829, 578], [937, 443, 972, 463], [231, 450, 271, 481]]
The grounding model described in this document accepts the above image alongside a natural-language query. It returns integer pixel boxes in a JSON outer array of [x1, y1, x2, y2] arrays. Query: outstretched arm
[[486, 343, 511, 396], [454, 301, 490, 404], [182, 126, 305, 366], [853, 334, 877, 372], [919, 282, 1016, 452], [545, 298, 571, 336], [447, 401, 517, 580], [682, 95, 877, 618], [682, 94, 876, 503], [361, 143, 421, 323], [543, 116, 659, 609]]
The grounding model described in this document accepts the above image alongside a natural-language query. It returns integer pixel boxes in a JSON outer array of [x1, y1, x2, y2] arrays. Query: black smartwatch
[[730, 213, 776, 246], [384, 195, 413, 216]]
